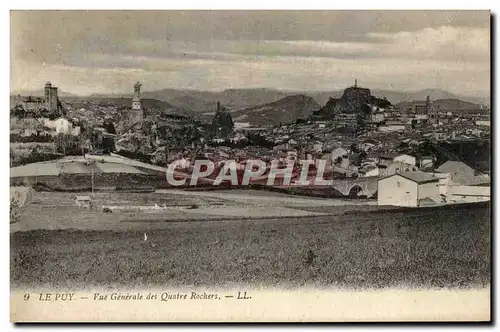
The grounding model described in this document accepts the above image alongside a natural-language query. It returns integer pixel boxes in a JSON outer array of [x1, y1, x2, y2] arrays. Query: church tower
[[132, 81, 143, 128]]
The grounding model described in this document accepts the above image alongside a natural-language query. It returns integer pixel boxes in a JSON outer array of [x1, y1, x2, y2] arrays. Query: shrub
[[303, 249, 316, 267], [10, 197, 22, 223]]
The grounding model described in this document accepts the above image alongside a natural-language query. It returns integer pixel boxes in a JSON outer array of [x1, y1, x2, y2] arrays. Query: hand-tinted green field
[[11, 204, 490, 290]]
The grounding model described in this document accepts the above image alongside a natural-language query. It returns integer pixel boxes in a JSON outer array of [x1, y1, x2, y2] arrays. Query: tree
[[411, 119, 418, 129], [10, 191, 25, 224], [11, 105, 25, 118], [101, 136, 116, 154], [55, 133, 80, 155], [103, 120, 117, 134]]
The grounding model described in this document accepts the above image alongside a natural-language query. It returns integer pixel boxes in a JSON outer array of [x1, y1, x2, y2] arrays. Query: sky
[[10, 10, 490, 97]]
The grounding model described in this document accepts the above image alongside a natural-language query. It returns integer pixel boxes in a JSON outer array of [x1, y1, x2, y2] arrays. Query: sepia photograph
[[9, 9, 491, 322]]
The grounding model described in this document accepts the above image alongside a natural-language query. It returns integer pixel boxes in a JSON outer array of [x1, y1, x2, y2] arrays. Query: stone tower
[[132, 81, 143, 127], [44, 81, 59, 114]]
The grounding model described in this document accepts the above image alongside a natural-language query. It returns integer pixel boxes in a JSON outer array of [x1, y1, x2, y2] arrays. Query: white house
[[43, 117, 76, 135], [448, 185, 490, 203], [475, 120, 490, 127], [378, 171, 442, 207], [172, 158, 192, 169], [378, 160, 418, 177], [393, 154, 417, 166], [433, 173, 452, 197], [234, 122, 251, 130], [72, 126, 81, 136], [370, 112, 385, 123], [378, 125, 406, 132], [313, 141, 323, 153], [75, 196, 92, 208]]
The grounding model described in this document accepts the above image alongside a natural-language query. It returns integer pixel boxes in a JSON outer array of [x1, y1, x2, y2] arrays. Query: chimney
[[216, 101, 220, 113], [354, 79, 358, 88]]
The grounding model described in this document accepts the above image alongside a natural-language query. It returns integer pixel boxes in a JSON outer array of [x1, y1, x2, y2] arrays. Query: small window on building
[[397, 181, 401, 188], [396, 168, 400, 173]]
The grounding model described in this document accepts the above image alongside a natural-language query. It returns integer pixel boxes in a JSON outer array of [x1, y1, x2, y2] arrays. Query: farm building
[[378, 171, 442, 207], [447, 185, 490, 204]]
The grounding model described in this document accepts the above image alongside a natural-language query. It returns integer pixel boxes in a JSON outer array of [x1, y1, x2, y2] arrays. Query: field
[[10, 142, 57, 160], [10, 190, 491, 290]]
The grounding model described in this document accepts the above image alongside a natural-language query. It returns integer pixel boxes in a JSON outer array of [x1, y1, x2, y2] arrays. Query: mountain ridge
[[12, 87, 489, 107], [230, 94, 320, 125]]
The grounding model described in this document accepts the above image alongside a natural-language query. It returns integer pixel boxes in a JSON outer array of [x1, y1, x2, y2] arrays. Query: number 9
[[23, 293, 30, 301]]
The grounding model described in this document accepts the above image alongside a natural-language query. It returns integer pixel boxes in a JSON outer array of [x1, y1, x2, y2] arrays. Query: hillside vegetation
[[232, 95, 320, 125]]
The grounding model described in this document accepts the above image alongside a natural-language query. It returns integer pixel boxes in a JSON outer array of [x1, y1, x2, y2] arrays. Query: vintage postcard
[[9, 10, 491, 322]]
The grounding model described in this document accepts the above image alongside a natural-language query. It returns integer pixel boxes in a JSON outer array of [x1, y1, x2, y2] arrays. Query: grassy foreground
[[11, 203, 490, 290]]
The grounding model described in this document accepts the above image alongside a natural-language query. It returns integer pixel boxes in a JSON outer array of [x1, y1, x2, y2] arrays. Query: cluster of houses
[[377, 160, 490, 207], [146, 137, 490, 208], [10, 81, 490, 209]]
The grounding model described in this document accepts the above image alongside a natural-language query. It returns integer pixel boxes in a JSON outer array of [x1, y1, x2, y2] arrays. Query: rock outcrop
[[212, 102, 234, 137], [313, 81, 392, 119]]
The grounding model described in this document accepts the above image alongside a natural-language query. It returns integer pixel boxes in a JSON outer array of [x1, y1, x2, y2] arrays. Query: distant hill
[[217, 89, 294, 109], [11, 89, 79, 98], [394, 98, 489, 114], [143, 88, 490, 111], [168, 95, 215, 113], [12, 87, 489, 113], [143, 88, 297, 110], [61, 97, 192, 116], [231, 95, 320, 125], [310, 89, 489, 107]]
